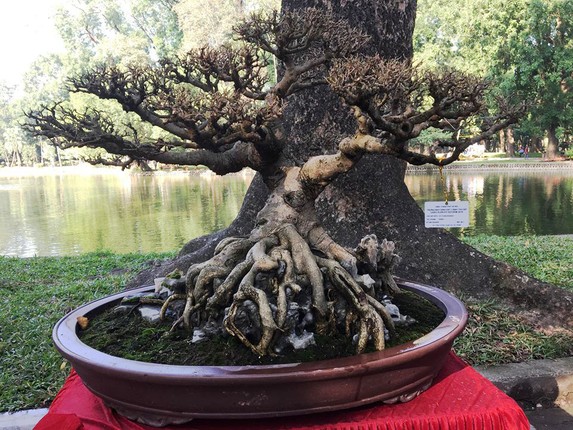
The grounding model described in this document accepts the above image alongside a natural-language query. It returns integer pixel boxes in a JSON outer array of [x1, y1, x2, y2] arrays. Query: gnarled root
[[316, 257, 392, 353], [160, 225, 400, 357], [168, 237, 253, 330], [275, 224, 327, 319], [224, 285, 278, 356]]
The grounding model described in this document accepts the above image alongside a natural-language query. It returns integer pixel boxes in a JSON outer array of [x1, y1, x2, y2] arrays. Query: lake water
[[1, 167, 572, 257], [405, 170, 573, 237], [0, 168, 253, 257]]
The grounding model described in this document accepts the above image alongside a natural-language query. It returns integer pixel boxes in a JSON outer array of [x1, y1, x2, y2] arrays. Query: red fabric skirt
[[35, 352, 530, 430]]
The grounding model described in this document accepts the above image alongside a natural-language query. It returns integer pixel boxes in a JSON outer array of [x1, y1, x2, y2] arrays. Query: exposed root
[[180, 238, 253, 329], [269, 248, 302, 329], [159, 225, 401, 357], [275, 224, 327, 318], [159, 293, 186, 320], [316, 256, 387, 353], [206, 260, 252, 311], [377, 239, 401, 295], [366, 295, 396, 338], [224, 285, 278, 356], [308, 224, 358, 276]]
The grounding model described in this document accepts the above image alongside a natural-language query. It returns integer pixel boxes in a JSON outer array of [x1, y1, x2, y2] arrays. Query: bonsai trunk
[[157, 164, 403, 356]]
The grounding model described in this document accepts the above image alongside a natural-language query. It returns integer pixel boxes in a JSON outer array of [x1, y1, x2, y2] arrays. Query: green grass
[[454, 298, 573, 366], [0, 251, 175, 412], [454, 235, 573, 366], [461, 235, 573, 291], [1, 237, 572, 412]]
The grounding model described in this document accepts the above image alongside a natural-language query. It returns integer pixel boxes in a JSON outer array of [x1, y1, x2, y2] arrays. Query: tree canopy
[[26, 8, 522, 172], [1, 0, 571, 166], [415, 0, 573, 158]]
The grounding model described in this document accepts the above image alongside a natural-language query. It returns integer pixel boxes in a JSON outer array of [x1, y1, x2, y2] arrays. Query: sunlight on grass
[[462, 235, 573, 291]]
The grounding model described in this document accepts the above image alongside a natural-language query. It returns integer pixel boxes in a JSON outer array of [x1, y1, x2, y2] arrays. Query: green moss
[[79, 291, 445, 366]]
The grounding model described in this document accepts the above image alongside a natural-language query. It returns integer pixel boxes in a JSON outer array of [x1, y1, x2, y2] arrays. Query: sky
[[0, 0, 65, 86]]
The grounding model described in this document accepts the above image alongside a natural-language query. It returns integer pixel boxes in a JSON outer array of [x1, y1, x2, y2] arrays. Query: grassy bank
[[0, 251, 175, 412], [462, 235, 573, 291], [456, 235, 573, 365], [1, 237, 572, 411]]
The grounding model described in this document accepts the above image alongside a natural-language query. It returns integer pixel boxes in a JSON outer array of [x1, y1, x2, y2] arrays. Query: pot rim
[[53, 278, 467, 382]]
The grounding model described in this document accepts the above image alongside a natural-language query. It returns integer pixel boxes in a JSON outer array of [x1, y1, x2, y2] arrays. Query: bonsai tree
[[26, 8, 522, 356]]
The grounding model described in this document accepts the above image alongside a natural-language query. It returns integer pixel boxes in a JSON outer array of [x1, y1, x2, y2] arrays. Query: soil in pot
[[78, 290, 445, 366]]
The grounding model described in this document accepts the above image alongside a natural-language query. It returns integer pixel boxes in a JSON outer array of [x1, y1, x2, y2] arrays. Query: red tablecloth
[[35, 353, 529, 430]]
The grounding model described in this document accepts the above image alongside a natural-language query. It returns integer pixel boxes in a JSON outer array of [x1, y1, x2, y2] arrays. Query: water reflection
[[405, 170, 573, 236], [2, 169, 572, 257], [0, 169, 253, 257]]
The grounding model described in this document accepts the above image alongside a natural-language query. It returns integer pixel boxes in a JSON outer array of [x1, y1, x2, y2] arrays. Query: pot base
[[53, 279, 467, 426]]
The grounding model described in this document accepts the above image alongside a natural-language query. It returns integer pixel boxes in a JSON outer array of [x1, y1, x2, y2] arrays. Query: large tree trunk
[[505, 127, 516, 157], [498, 130, 505, 153], [546, 124, 561, 160], [129, 0, 573, 330]]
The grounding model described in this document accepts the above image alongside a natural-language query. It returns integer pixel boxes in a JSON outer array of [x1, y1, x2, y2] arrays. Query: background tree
[[414, 0, 525, 154], [0, 82, 16, 165], [0, 76, 56, 166], [0, 0, 185, 167], [415, 0, 573, 159], [175, 0, 280, 50], [507, 0, 573, 159], [55, 0, 182, 70]]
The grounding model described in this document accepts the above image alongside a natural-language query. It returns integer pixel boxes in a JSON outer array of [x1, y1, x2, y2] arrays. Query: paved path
[[0, 409, 47, 430], [525, 407, 573, 430]]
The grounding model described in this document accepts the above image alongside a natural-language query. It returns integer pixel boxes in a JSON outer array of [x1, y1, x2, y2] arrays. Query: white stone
[[154, 277, 166, 293], [385, 303, 401, 319], [192, 329, 206, 343], [357, 274, 376, 290], [138, 305, 161, 323], [288, 331, 316, 350]]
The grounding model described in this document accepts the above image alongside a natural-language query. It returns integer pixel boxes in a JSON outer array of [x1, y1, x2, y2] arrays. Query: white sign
[[424, 201, 470, 228]]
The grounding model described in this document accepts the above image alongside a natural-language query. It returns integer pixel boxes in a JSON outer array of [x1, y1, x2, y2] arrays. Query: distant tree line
[[414, 0, 573, 159]]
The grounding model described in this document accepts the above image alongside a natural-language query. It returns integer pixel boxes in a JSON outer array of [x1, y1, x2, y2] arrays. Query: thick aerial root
[[224, 285, 278, 356], [366, 295, 396, 338], [308, 225, 358, 276], [275, 224, 327, 317], [159, 226, 400, 357], [377, 239, 401, 295], [160, 238, 251, 328], [206, 260, 252, 311], [316, 256, 388, 353], [269, 248, 301, 329]]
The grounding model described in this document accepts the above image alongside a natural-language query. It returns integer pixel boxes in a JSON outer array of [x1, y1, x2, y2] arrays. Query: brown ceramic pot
[[53, 278, 467, 426]]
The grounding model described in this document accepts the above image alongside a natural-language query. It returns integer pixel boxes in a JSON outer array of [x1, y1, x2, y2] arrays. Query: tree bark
[[498, 130, 505, 153], [505, 126, 516, 157], [129, 0, 573, 330], [546, 124, 560, 159]]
